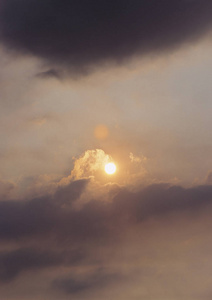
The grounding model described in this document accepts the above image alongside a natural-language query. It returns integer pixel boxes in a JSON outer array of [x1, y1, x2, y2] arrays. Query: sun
[[105, 162, 116, 175]]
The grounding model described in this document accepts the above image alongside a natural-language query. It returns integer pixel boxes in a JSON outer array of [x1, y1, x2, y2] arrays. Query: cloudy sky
[[0, 1, 212, 299]]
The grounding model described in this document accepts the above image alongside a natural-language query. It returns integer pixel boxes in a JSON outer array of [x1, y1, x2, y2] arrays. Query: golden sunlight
[[105, 162, 116, 175]]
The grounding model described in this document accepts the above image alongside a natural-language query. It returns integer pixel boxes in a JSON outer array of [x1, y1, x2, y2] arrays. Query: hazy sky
[[0, 1, 212, 299]]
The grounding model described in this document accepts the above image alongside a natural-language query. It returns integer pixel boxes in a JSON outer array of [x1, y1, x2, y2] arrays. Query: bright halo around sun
[[105, 162, 116, 175]]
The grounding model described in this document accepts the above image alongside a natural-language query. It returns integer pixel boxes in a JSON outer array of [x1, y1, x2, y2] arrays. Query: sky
[[0, 1, 212, 299]]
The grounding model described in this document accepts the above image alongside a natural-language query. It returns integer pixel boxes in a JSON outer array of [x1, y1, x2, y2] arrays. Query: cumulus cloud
[[69, 149, 112, 180], [0, 1, 212, 75]]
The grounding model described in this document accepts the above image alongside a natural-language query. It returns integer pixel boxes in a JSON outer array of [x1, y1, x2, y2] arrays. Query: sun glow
[[105, 162, 116, 175]]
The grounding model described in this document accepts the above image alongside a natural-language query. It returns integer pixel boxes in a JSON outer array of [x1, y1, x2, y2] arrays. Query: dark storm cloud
[[0, 0, 212, 73]]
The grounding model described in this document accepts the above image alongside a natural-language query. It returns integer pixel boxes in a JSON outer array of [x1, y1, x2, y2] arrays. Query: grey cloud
[[113, 184, 212, 222], [0, 247, 84, 283], [0, 1, 212, 75], [206, 171, 212, 184], [53, 269, 122, 295], [0, 248, 61, 282], [0, 180, 15, 199], [54, 178, 89, 205], [0, 182, 212, 242], [0, 179, 90, 240], [0, 181, 212, 286], [36, 69, 62, 79]]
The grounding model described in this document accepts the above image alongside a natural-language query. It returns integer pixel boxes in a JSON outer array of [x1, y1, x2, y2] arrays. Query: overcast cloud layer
[[1, 0, 212, 73], [1, 1, 212, 299], [1, 180, 212, 299]]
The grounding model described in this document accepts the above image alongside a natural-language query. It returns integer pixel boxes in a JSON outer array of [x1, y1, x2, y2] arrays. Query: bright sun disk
[[105, 162, 116, 175]]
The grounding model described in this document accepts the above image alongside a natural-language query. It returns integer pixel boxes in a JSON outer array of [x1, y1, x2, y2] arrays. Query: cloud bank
[[0, 176, 212, 298], [0, 0, 212, 74]]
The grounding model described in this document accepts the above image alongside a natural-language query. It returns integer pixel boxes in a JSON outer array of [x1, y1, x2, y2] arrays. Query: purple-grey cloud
[[0, 180, 212, 289], [53, 269, 123, 295], [0, 1, 212, 75], [0, 247, 84, 283], [0, 183, 212, 243]]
